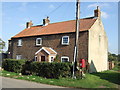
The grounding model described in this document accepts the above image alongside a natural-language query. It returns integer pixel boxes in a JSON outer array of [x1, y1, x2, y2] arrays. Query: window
[[62, 36, 69, 45], [18, 39, 22, 46], [51, 57, 54, 62], [16, 55, 22, 60], [36, 38, 42, 46], [61, 56, 69, 62], [35, 56, 37, 61]]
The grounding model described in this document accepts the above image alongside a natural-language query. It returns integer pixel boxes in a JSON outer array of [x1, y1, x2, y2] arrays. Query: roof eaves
[[11, 30, 89, 39]]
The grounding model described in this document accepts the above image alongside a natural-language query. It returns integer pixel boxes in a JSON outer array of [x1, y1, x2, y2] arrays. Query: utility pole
[[73, 0, 80, 79]]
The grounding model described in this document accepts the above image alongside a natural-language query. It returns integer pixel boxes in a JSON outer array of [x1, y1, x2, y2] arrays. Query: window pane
[[62, 58, 68, 62], [63, 37, 68, 44], [16, 55, 22, 60], [37, 39, 41, 44], [18, 39, 22, 46], [51, 57, 54, 62], [36, 38, 42, 45]]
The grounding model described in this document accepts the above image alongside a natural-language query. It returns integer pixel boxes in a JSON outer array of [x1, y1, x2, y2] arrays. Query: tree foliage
[[108, 52, 119, 61], [0, 38, 5, 53]]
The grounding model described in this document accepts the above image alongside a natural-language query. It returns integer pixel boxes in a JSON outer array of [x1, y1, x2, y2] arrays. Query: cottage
[[8, 7, 108, 73]]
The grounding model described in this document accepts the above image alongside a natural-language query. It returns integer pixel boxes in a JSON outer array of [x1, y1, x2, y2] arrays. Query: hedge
[[2, 59, 72, 78], [22, 62, 72, 79], [2, 59, 26, 73]]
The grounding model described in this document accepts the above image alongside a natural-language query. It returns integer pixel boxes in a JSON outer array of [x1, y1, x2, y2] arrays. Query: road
[[1, 76, 65, 88]]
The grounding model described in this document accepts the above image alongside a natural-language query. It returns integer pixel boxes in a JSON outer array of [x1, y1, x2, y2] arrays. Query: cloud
[[83, 11, 109, 19], [49, 4, 55, 9], [18, 2, 28, 12], [88, 3, 109, 8], [101, 11, 109, 19]]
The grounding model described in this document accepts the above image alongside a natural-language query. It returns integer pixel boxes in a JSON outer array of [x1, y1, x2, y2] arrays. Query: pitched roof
[[12, 18, 97, 38], [35, 47, 57, 55]]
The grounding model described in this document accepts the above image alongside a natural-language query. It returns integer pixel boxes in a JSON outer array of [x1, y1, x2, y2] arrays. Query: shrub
[[22, 62, 72, 79], [2, 59, 26, 73]]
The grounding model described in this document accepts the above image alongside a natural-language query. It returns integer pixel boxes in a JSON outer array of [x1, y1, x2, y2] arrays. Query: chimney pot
[[94, 6, 101, 18], [26, 20, 33, 28], [43, 16, 50, 26]]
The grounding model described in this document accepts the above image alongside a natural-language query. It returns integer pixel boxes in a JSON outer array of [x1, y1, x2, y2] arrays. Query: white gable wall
[[88, 18, 108, 73]]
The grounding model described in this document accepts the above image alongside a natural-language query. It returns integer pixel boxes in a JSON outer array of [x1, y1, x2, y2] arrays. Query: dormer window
[[36, 38, 42, 46], [18, 39, 22, 46], [62, 36, 69, 45]]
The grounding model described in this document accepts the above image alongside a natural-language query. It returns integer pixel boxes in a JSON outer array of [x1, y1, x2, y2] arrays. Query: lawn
[[0, 70, 119, 89]]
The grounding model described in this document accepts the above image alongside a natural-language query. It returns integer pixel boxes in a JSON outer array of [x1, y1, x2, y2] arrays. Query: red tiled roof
[[12, 18, 97, 38]]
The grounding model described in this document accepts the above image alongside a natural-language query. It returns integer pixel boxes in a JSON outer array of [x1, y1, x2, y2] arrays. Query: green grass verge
[[0, 70, 119, 88]]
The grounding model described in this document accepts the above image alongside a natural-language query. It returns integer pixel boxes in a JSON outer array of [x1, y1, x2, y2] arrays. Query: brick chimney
[[94, 6, 101, 18], [26, 20, 33, 28], [43, 16, 50, 26]]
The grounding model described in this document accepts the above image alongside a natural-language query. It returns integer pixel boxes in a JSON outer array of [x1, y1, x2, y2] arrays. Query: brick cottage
[[8, 7, 108, 73]]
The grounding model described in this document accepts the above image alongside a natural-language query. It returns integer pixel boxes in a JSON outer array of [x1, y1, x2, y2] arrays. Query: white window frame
[[50, 56, 54, 62], [35, 56, 37, 61], [16, 55, 22, 60], [61, 56, 69, 62], [18, 39, 22, 46], [62, 36, 69, 45], [36, 38, 42, 46]]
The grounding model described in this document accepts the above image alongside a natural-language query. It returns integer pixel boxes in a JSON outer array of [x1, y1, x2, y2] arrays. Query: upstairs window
[[16, 55, 22, 60], [18, 39, 22, 46], [61, 56, 69, 62], [62, 36, 69, 45], [36, 38, 42, 46]]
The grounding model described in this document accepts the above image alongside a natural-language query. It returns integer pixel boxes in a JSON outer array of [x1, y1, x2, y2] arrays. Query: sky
[[1, 1, 118, 54]]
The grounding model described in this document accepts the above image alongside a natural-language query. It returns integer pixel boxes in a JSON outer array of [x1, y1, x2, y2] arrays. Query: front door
[[41, 56, 45, 62]]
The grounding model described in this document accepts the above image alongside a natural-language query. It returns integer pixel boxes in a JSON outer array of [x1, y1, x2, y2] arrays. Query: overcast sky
[[1, 1, 118, 54]]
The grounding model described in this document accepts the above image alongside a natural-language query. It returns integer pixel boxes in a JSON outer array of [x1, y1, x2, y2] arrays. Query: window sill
[[17, 45, 22, 47], [36, 44, 42, 46], [62, 44, 69, 45]]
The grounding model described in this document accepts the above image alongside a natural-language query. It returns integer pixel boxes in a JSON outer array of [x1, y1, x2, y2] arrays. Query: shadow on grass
[[91, 71, 120, 85]]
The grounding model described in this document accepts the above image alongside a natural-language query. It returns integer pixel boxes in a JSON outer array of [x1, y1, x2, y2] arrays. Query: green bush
[[2, 59, 26, 73], [2, 59, 72, 78], [22, 62, 72, 79], [112, 61, 120, 71]]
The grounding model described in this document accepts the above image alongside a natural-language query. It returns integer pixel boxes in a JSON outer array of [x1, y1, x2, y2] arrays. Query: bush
[[112, 61, 120, 71], [2, 59, 26, 73], [22, 62, 72, 79], [2, 59, 72, 78]]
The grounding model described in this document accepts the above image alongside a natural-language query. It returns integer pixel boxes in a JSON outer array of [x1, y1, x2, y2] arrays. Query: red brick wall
[[9, 31, 88, 62]]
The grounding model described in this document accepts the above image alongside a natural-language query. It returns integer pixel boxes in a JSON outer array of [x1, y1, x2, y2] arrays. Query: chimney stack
[[43, 16, 50, 26], [94, 6, 101, 18], [26, 20, 33, 28]]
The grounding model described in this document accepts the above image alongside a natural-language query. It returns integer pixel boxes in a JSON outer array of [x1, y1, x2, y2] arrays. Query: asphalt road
[[1, 76, 65, 88]]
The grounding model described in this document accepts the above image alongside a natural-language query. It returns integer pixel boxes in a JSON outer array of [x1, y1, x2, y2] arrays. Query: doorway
[[41, 56, 45, 61]]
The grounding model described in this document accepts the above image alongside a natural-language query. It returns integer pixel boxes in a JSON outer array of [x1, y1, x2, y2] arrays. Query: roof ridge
[[31, 17, 96, 27]]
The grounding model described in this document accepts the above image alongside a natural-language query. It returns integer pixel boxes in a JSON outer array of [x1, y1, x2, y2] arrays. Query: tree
[[118, 54, 120, 61], [0, 38, 5, 53], [108, 52, 117, 61]]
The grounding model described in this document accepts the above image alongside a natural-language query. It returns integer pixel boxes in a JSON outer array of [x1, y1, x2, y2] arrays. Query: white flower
[[27, 77, 29, 79], [50, 81, 53, 83], [32, 78, 35, 80], [6, 74, 10, 76], [19, 73, 22, 75]]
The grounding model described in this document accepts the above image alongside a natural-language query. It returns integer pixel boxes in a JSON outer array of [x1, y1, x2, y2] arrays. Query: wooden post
[[73, 0, 80, 79]]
